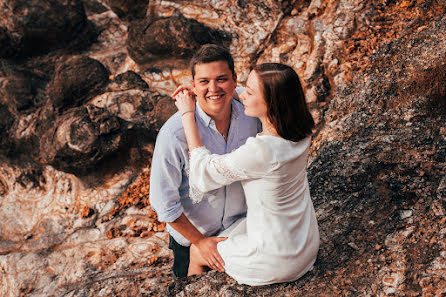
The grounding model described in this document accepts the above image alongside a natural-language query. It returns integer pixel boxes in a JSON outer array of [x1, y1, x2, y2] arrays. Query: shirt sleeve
[[149, 127, 185, 222], [188, 137, 277, 203]]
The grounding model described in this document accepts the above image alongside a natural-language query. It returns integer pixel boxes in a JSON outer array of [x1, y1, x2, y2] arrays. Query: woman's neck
[[259, 118, 279, 137]]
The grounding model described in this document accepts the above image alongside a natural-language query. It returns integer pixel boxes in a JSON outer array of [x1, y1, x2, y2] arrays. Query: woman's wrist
[[181, 110, 194, 116]]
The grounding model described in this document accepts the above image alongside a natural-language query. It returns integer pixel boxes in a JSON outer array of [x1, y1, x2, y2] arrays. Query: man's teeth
[[208, 95, 223, 100]]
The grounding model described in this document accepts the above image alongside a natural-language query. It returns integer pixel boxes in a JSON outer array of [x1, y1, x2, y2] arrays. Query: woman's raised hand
[[172, 85, 194, 98], [172, 86, 196, 116]]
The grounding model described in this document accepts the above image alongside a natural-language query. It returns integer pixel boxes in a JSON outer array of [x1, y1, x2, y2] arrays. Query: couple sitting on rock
[[149, 44, 320, 286]]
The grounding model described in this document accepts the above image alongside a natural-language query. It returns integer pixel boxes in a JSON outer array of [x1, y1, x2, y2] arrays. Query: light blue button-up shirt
[[149, 98, 259, 246]]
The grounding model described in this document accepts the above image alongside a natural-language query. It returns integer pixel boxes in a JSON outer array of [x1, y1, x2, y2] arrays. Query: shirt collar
[[196, 101, 212, 127]]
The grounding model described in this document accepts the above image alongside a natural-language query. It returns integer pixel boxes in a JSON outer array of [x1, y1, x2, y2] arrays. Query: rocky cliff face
[[0, 0, 444, 296]]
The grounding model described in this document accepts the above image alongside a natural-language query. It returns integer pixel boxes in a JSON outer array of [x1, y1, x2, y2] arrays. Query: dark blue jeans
[[168, 235, 190, 278]]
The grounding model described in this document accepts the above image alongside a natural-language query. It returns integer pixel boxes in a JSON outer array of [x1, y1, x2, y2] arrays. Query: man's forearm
[[168, 213, 205, 244]]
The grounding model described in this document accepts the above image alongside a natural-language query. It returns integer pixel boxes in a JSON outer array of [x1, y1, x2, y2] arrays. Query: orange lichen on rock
[[118, 170, 151, 209], [105, 166, 166, 238], [80, 206, 94, 218], [341, 0, 446, 73]]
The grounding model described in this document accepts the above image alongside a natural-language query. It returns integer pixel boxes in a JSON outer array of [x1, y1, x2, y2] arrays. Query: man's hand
[[168, 214, 226, 272], [195, 236, 227, 272]]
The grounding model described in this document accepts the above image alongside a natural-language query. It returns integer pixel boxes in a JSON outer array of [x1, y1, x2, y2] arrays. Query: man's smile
[[207, 94, 225, 101]]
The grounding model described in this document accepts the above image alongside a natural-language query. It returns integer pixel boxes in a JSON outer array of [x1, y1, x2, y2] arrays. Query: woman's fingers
[[171, 86, 187, 98], [172, 85, 193, 98], [175, 91, 196, 113], [174, 90, 193, 102]]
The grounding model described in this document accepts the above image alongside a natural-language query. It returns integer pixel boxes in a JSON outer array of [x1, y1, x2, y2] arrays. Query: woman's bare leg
[[188, 244, 209, 276]]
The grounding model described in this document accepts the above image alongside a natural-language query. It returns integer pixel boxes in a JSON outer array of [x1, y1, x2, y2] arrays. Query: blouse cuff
[[189, 146, 209, 158], [188, 146, 210, 204]]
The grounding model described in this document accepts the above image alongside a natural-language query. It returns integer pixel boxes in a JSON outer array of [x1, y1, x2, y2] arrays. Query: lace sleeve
[[188, 146, 249, 203], [188, 183, 206, 204], [209, 155, 249, 181], [188, 137, 275, 203], [188, 146, 210, 203]]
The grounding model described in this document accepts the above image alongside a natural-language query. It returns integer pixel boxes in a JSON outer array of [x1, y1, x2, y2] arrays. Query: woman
[[174, 63, 320, 286]]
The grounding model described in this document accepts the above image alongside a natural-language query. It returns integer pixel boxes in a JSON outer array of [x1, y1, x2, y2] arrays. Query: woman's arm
[[174, 90, 203, 151]]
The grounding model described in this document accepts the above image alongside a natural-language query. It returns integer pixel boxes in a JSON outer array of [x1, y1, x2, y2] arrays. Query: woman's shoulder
[[245, 134, 273, 148], [256, 134, 311, 147], [255, 135, 311, 162], [241, 136, 278, 161], [227, 136, 279, 174]]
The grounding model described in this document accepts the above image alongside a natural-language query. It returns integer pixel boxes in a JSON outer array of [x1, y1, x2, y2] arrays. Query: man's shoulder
[[158, 112, 184, 137], [231, 99, 260, 130], [154, 112, 189, 151]]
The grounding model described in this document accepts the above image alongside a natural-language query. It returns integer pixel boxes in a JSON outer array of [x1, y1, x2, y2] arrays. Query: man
[[149, 44, 258, 278]]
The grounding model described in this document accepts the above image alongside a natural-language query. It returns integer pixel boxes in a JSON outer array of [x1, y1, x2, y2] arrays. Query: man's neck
[[214, 113, 231, 136], [199, 103, 232, 135]]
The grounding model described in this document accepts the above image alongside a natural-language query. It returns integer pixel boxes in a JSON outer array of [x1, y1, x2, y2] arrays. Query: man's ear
[[232, 89, 241, 101], [191, 78, 196, 91]]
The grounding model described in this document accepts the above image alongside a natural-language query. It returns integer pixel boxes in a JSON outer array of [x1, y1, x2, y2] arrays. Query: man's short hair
[[190, 44, 235, 79]]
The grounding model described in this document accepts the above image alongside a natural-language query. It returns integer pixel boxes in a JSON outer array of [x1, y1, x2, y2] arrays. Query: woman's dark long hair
[[254, 63, 314, 142]]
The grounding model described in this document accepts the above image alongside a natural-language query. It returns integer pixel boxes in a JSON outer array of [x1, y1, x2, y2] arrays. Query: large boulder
[[0, 103, 14, 152], [0, 0, 96, 58], [0, 72, 34, 112], [39, 106, 122, 173], [46, 55, 110, 111], [39, 70, 175, 174], [106, 70, 150, 92], [0, 59, 48, 157], [106, 0, 149, 21], [127, 12, 231, 64], [1, 49, 175, 175], [0, 27, 12, 57]]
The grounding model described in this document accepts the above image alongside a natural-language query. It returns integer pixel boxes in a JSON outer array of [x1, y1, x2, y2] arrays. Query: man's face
[[192, 61, 237, 119]]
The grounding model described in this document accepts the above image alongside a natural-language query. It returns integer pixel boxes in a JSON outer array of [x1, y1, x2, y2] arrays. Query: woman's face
[[240, 71, 268, 120]]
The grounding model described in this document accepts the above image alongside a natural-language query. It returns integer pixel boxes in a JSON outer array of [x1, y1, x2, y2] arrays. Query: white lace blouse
[[189, 134, 320, 286]]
